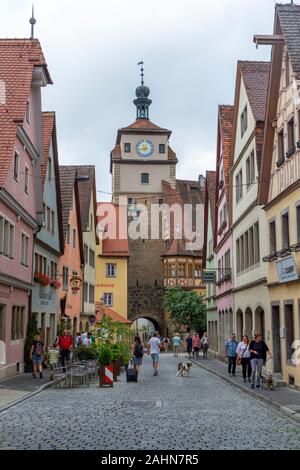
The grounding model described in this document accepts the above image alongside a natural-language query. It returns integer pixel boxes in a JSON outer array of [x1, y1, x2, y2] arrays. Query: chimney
[[198, 174, 205, 189]]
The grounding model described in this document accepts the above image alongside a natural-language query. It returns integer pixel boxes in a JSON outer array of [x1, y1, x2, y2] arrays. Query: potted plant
[[111, 344, 121, 381], [98, 343, 113, 387]]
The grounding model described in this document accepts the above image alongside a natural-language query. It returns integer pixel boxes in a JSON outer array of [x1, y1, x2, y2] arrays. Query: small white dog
[[176, 362, 192, 377]]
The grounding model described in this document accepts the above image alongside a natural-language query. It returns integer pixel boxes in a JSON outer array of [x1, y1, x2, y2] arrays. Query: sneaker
[[251, 384, 254, 389], [243, 378, 247, 383], [39, 372, 43, 379]]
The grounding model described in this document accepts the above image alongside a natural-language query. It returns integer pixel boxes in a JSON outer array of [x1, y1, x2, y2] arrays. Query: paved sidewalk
[[191, 355, 300, 422], [0, 369, 52, 413]]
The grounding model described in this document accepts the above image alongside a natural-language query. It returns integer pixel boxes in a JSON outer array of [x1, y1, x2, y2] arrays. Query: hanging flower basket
[[50, 279, 61, 289], [34, 272, 51, 286]]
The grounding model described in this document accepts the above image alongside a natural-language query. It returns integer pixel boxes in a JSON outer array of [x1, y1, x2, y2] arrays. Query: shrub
[[98, 343, 113, 365], [74, 344, 98, 361]]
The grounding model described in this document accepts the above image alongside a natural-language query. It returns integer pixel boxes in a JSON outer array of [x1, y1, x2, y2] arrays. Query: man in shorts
[[148, 331, 161, 376]]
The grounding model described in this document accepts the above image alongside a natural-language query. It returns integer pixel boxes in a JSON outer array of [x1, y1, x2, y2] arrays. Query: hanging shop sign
[[276, 256, 298, 283], [70, 275, 82, 293]]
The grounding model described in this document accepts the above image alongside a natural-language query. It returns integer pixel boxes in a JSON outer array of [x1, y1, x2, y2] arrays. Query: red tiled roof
[[97, 203, 129, 256], [71, 166, 96, 232], [277, 3, 300, 80], [238, 61, 270, 122], [41, 112, 55, 189], [219, 105, 234, 204], [0, 39, 52, 187], [95, 304, 131, 324], [121, 119, 169, 132]]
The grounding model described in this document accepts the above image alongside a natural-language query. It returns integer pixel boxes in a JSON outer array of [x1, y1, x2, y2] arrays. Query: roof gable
[[0, 39, 52, 187]]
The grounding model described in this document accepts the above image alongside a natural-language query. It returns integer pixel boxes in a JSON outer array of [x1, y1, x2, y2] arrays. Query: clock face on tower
[[136, 139, 154, 157]]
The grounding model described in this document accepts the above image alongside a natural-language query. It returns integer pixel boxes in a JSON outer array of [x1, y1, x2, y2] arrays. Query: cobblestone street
[[1, 354, 300, 450]]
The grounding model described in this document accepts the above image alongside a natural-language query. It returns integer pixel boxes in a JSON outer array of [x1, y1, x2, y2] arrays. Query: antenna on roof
[[137, 61, 144, 86], [29, 3, 36, 40]]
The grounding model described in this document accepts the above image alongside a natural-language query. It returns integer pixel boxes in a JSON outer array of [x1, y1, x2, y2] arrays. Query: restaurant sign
[[276, 256, 298, 283]]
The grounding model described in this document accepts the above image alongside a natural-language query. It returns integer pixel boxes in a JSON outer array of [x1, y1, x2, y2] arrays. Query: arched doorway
[[131, 317, 159, 344], [255, 307, 265, 339], [236, 309, 243, 341], [245, 308, 253, 339]]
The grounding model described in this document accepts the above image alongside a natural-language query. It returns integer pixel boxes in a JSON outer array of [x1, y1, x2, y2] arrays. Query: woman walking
[[132, 336, 144, 374], [236, 335, 251, 383]]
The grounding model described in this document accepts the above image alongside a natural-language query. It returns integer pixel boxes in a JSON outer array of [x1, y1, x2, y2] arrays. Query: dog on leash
[[265, 375, 274, 391], [176, 362, 192, 377]]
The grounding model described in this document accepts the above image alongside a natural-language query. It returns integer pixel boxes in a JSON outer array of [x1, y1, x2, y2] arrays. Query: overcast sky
[[1, 0, 278, 201]]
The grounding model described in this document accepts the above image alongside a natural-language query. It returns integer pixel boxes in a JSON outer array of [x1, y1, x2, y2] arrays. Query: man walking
[[193, 333, 201, 359], [172, 333, 181, 357], [148, 331, 161, 376], [225, 333, 238, 376], [58, 329, 73, 369]]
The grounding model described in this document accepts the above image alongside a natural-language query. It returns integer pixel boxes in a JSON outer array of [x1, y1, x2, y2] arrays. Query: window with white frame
[[106, 264, 116, 277], [89, 249, 95, 268], [51, 210, 55, 234], [20, 233, 29, 266], [72, 228, 76, 248], [34, 253, 47, 275], [26, 100, 30, 123], [89, 285, 95, 304], [62, 266, 69, 291], [83, 282, 88, 302], [48, 158, 52, 182], [235, 169, 243, 203], [0, 217, 14, 258], [11, 306, 25, 340], [47, 207, 51, 231], [84, 244, 88, 263], [269, 220, 276, 254], [282, 211, 290, 249], [246, 151, 255, 189], [103, 293, 113, 307]]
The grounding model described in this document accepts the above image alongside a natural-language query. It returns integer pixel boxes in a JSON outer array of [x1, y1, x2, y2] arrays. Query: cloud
[[1, 0, 275, 198]]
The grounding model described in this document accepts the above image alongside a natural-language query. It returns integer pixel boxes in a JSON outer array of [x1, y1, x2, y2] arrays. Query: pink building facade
[[0, 39, 52, 378], [214, 105, 234, 355]]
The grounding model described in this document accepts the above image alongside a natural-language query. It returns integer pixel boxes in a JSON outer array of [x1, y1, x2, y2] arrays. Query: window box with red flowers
[[34, 272, 51, 286]]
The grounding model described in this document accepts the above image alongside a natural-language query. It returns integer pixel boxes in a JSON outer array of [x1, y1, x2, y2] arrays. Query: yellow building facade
[[95, 203, 128, 320]]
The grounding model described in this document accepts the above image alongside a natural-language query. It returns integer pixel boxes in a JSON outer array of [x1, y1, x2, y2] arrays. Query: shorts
[[134, 357, 142, 366], [151, 353, 159, 363], [32, 355, 43, 364]]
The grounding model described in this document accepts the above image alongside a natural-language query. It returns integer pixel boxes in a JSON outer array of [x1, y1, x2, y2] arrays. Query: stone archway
[[236, 309, 243, 342], [255, 306, 265, 339], [245, 308, 253, 339]]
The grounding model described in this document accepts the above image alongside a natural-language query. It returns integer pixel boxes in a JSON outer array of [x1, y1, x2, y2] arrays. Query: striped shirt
[[226, 340, 238, 357]]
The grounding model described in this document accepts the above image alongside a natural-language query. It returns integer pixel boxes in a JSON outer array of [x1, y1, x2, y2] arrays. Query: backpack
[[35, 342, 43, 356], [134, 344, 143, 358]]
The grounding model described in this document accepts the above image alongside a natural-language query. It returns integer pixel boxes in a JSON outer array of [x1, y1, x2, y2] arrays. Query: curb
[[0, 379, 60, 414], [191, 359, 300, 425]]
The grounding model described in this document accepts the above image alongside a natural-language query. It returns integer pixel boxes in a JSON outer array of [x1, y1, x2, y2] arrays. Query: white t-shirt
[[237, 341, 250, 358], [149, 337, 161, 354]]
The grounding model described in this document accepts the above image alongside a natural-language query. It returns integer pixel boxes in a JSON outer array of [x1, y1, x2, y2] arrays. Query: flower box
[[34, 272, 51, 286], [50, 279, 61, 289]]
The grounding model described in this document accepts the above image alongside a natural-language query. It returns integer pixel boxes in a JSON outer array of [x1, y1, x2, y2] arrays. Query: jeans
[[251, 358, 264, 385], [241, 358, 252, 379], [228, 356, 236, 375], [60, 349, 70, 367], [194, 347, 199, 359], [173, 345, 179, 357], [203, 344, 208, 358]]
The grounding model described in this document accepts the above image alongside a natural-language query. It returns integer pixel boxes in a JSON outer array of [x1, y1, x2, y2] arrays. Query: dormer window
[[159, 144, 165, 154], [124, 143, 131, 153], [26, 100, 30, 123], [241, 105, 248, 138]]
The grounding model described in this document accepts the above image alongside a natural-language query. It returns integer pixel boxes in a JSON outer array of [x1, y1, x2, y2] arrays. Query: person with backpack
[[132, 336, 144, 374], [30, 334, 45, 379]]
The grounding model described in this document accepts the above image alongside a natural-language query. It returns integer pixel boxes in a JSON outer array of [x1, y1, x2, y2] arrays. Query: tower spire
[[137, 61, 144, 86], [29, 3, 36, 40], [134, 61, 152, 120]]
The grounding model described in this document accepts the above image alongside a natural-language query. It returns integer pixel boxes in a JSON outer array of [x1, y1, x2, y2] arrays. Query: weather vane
[[137, 61, 144, 86], [29, 3, 36, 40]]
